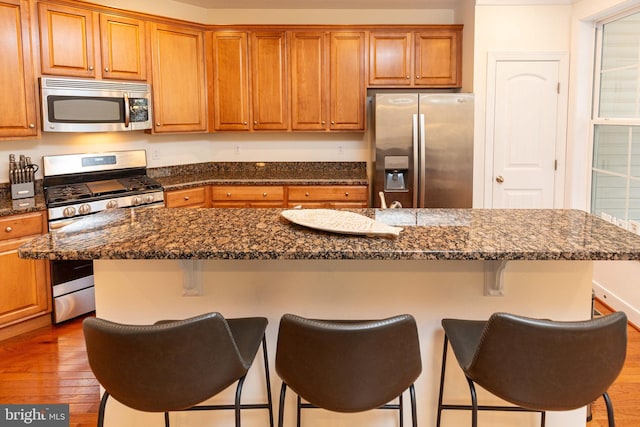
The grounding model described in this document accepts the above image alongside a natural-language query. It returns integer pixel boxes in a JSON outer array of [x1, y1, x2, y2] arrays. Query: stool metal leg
[[436, 336, 449, 427], [277, 383, 287, 427], [235, 375, 247, 427], [399, 392, 404, 427], [467, 378, 478, 427], [261, 335, 275, 427], [603, 392, 616, 427], [410, 384, 418, 427]]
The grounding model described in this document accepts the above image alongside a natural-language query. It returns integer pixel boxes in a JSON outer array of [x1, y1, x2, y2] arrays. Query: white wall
[[471, 3, 572, 207]]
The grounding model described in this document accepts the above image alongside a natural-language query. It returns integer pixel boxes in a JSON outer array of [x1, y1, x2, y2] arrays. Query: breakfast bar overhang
[[19, 208, 640, 427]]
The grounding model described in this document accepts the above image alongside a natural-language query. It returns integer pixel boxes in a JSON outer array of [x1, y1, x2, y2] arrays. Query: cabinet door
[[150, 23, 207, 133], [0, 238, 49, 327], [165, 187, 208, 208], [369, 32, 412, 86], [415, 29, 462, 88], [212, 32, 250, 130], [289, 32, 327, 131], [38, 3, 98, 77], [99, 13, 146, 80], [251, 31, 288, 130], [330, 32, 365, 130], [0, 0, 37, 138]]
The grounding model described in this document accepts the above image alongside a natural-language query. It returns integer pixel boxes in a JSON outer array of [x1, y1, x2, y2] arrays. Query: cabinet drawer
[[211, 186, 284, 201], [0, 212, 45, 241], [288, 186, 368, 202], [165, 187, 207, 208]]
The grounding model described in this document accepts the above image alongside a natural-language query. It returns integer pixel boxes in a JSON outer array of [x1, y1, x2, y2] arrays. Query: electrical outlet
[[234, 145, 240, 155], [337, 145, 344, 155], [151, 149, 160, 160]]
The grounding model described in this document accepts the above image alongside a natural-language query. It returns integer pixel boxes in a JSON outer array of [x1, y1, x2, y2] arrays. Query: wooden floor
[[0, 300, 637, 427]]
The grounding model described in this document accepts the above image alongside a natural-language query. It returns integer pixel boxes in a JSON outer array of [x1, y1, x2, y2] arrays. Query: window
[[591, 11, 640, 224]]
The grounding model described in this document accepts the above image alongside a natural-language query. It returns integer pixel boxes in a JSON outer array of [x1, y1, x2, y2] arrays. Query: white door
[[487, 56, 566, 208]]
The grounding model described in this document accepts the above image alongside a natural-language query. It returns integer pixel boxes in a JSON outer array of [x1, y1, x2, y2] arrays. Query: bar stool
[[275, 313, 422, 427], [436, 311, 627, 427], [83, 312, 274, 427]]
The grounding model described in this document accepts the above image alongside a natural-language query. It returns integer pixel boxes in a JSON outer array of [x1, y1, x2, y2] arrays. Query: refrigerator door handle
[[419, 113, 427, 207], [412, 114, 419, 208]]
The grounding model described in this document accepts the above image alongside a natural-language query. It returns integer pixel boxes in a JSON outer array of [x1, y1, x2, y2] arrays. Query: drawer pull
[[227, 193, 232, 197], [184, 196, 190, 201], [5, 226, 12, 233], [262, 192, 268, 197], [345, 192, 350, 197], [305, 192, 310, 197]]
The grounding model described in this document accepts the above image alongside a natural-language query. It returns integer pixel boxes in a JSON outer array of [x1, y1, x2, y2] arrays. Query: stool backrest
[[467, 311, 627, 411], [83, 313, 248, 412], [275, 314, 422, 413]]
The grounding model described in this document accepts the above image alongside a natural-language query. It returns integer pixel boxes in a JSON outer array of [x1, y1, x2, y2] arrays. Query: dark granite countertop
[[150, 162, 369, 190], [18, 207, 640, 261]]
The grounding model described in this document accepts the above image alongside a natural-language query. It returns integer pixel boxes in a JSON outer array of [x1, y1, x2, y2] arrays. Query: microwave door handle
[[123, 93, 131, 128]]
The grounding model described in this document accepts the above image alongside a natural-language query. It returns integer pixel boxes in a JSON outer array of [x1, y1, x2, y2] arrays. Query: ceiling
[[171, 0, 460, 9]]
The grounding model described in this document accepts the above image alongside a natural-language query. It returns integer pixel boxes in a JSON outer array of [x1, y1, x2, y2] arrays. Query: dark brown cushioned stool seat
[[83, 312, 274, 427], [436, 311, 627, 427], [275, 313, 422, 427]]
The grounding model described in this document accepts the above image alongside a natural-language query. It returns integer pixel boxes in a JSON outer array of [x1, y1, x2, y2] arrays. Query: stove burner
[[119, 176, 162, 192], [46, 184, 92, 204]]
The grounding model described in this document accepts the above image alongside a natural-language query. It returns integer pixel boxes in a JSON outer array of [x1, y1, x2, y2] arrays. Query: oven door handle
[[124, 93, 131, 128], [49, 219, 79, 230]]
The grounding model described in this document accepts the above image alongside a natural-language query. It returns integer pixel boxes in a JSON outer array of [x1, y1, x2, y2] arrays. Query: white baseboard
[[592, 279, 640, 329]]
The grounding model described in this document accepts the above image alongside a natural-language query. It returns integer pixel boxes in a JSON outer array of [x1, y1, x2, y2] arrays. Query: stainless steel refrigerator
[[372, 92, 474, 208]]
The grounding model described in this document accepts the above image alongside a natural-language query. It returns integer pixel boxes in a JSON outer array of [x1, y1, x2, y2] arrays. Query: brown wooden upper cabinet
[[0, 0, 38, 138], [38, 3, 146, 80], [150, 23, 207, 133], [289, 31, 365, 131], [210, 31, 288, 131], [369, 27, 462, 88]]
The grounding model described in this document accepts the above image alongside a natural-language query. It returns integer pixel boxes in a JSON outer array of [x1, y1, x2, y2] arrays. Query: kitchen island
[[19, 207, 640, 427]]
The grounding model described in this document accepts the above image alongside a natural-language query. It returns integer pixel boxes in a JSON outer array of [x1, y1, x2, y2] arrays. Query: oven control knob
[[106, 200, 118, 209], [78, 204, 91, 215], [145, 194, 155, 203], [63, 207, 76, 218], [132, 196, 143, 206]]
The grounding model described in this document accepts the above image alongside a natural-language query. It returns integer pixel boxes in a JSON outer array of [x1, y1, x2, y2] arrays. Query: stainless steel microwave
[[40, 77, 152, 132]]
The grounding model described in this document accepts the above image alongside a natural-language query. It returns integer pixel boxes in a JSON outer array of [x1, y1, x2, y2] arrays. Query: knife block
[[11, 182, 35, 199]]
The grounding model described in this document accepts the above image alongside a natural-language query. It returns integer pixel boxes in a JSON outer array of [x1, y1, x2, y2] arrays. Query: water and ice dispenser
[[384, 156, 409, 191]]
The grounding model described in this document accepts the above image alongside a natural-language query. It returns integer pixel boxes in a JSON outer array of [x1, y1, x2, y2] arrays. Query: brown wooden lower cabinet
[[164, 187, 209, 208], [166, 184, 369, 209], [211, 185, 285, 208], [0, 211, 51, 340], [287, 185, 369, 208]]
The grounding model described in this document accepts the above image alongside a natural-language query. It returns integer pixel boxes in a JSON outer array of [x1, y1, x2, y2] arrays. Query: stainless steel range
[[43, 149, 164, 323]]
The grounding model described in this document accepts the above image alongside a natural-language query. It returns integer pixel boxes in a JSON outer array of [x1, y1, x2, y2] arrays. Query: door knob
[[496, 175, 504, 183]]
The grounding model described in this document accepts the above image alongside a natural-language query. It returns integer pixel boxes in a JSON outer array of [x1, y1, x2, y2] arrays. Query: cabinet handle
[[305, 192, 310, 197], [262, 192, 268, 197], [88, 65, 94, 71], [345, 192, 350, 197], [104, 67, 110, 72], [331, 121, 335, 125], [5, 226, 12, 233], [184, 196, 190, 201], [416, 75, 421, 79], [243, 121, 248, 125], [254, 121, 258, 125], [321, 121, 326, 125], [28, 123, 35, 129], [156, 122, 161, 126], [406, 75, 410, 79], [227, 192, 232, 197]]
